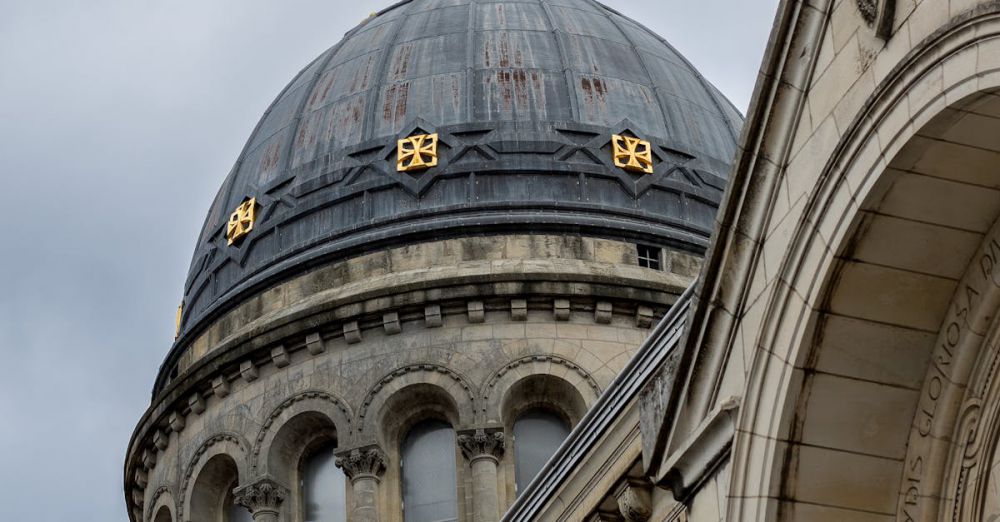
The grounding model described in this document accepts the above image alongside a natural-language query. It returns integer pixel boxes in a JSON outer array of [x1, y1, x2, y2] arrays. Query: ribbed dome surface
[[178, 0, 742, 341]]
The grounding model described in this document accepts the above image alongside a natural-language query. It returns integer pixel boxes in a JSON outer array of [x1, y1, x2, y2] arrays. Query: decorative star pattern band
[[173, 123, 726, 346]]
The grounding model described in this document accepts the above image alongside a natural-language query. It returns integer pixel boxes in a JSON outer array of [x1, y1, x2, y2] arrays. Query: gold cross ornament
[[175, 302, 183, 340], [397, 133, 439, 172], [612, 134, 654, 174], [227, 197, 257, 245]]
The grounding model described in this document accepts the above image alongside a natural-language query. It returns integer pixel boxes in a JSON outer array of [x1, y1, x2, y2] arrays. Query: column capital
[[233, 476, 288, 518], [335, 445, 387, 482], [614, 479, 652, 522], [457, 428, 506, 463]]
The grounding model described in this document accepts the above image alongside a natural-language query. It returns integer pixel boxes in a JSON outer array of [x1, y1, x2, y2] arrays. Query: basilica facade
[[125, 0, 1000, 521]]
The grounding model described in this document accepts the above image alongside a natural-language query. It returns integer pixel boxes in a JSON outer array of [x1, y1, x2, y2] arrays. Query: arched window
[[153, 506, 172, 522], [513, 409, 572, 494], [401, 419, 458, 522], [301, 443, 347, 522], [191, 454, 249, 522]]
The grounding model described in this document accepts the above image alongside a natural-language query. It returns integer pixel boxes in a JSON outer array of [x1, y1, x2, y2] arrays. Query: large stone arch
[[251, 390, 352, 476], [495, 371, 593, 508], [364, 376, 470, 522], [729, 7, 1000, 522], [954, 313, 1000, 522], [186, 453, 242, 522], [250, 390, 352, 522], [180, 433, 249, 521], [486, 360, 598, 428], [356, 363, 476, 440]]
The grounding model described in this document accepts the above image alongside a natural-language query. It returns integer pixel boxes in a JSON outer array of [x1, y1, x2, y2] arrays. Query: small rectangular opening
[[637, 244, 662, 270]]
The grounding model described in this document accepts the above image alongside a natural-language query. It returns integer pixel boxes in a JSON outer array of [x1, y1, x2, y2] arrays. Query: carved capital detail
[[855, 0, 896, 38], [856, 0, 877, 23], [458, 428, 506, 463], [335, 446, 387, 481], [233, 477, 288, 516], [614, 480, 652, 522]]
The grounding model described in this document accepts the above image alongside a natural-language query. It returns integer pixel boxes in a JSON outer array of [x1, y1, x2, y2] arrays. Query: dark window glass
[[302, 444, 347, 522], [513, 409, 572, 494], [637, 244, 662, 270], [402, 420, 458, 522]]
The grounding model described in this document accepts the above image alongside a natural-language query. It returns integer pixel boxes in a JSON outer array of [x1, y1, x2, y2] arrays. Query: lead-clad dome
[[178, 0, 742, 341]]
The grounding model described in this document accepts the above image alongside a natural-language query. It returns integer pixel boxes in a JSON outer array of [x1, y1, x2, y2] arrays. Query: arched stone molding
[[889, 199, 1000, 522], [250, 390, 352, 476], [366, 379, 468, 522], [481, 355, 600, 425], [180, 433, 249, 521], [722, 5, 1000, 522], [146, 487, 175, 522], [357, 363, 476, 439], [951, 312, 1000, 522], [152, 504, 173, 522], [490, 368, 596, 428], [494, 373, 591, 510], [250, 391, 351, 522], [375, 382, 467, 446]]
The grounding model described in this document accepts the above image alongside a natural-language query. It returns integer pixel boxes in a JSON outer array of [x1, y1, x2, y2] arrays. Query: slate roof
[[176, 0, 742, 345]]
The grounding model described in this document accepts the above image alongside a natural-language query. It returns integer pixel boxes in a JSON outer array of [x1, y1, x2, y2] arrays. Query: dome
[[177, 0, 742, 342]]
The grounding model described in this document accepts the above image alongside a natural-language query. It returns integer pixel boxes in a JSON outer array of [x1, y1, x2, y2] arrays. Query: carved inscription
[[900, 236, 1000, 522]]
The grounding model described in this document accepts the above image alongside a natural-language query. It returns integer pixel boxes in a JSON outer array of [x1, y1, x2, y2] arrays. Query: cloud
[[0, 0, 777, 519]]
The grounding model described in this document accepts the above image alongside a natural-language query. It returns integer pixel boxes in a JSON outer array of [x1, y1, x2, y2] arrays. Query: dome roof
[[177, 0, 742, 341]]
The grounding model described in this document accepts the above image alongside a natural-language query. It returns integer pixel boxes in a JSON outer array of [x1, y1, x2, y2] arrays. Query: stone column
[[233, 476, 289, 522], [335, 445, 387, 522], [458, 428, 506, 522]]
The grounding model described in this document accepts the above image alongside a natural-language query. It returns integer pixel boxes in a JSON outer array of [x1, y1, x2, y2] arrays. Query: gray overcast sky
[[0, 0, 777, 519]]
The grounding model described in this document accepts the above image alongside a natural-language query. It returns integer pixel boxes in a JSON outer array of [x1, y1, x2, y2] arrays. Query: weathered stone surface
[[595, 302, 614, 324], [511, 299, 527, 321], [305, 332, 325, 355], [554, 299, 571, 321], [383, 312, 401, 335], [270, 345, 289, 368], [240, 360, 258, 382], [188, 393, 206, 415], [211, 376, 229, 398], [343, 321, 362, 344], [468, 301, 485, 324], [425, 304, 443, 328]]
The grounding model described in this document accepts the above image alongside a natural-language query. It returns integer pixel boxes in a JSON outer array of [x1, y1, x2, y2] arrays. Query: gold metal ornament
[[612, 134, 654, 174], [227, 197, 257, 245], [175, 302, 183, 340], [397, 133, 439, 172]]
